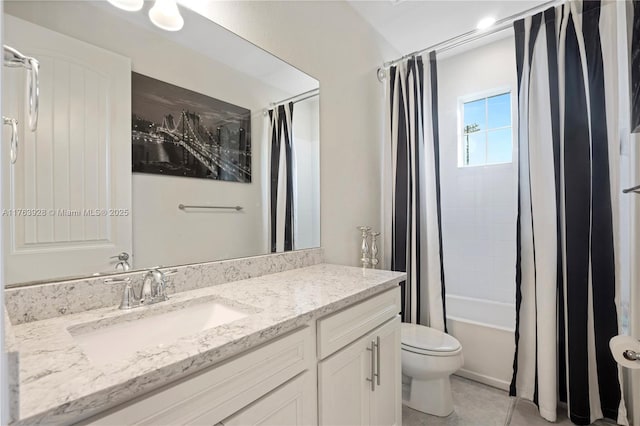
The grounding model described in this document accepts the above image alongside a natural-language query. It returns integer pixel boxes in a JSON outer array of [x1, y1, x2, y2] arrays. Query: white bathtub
[[445, 294, 516, 391]]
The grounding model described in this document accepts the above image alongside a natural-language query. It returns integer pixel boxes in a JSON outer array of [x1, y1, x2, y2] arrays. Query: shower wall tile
[[438, 37, 518, 309]]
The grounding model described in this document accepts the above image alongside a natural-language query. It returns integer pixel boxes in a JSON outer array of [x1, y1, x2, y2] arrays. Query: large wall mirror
[[2, 1, 320, 287]]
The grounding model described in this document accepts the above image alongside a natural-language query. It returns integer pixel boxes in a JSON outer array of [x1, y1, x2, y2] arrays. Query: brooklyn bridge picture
[[131, 72, 252, 183]]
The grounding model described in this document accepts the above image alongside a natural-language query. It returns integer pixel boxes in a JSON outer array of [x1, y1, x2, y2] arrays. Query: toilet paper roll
[[609, 335, 640, 369]]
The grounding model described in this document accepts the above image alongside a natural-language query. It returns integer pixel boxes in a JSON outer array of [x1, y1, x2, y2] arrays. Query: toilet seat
[[401, 323, 461, 357]]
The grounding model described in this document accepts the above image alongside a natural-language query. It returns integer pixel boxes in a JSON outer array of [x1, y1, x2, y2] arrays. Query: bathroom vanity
[[5, 262, 405, 425]]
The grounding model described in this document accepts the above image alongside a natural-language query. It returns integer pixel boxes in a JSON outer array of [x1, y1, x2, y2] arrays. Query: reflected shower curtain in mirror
[[510, 2, 627, 425], [269, 103, 294, 253], [632, 0, 639, 132], [385, 54, 446, 330]]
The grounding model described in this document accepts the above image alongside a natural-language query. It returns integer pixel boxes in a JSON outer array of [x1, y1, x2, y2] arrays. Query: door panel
[[318, 314, 401, 426], [3, 15, 132, 284], [370, 316, 402, 426], [222, 372, 317, 426], [318, 333, 372, 425]]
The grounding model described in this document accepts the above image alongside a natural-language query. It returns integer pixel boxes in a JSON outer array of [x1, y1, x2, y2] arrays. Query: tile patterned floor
[[402, 376, 613, 426]]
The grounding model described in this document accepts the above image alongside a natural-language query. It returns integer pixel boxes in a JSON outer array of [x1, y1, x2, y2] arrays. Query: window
[[460, 91, 512, 166]]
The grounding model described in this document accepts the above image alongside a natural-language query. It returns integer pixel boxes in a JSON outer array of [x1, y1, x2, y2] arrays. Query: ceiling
[[5, 1, 318, 98], [178, 0, 319, 96], [347, 0, 547, 58]]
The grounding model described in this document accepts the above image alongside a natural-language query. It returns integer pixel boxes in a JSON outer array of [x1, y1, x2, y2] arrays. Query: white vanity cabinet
[[317, 288, 402, 426], [81, 287, 401, 426], [83, 326, 316, 426]]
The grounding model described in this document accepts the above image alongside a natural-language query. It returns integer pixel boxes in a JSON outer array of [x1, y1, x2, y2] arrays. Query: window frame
[[457, 87, 515, 168]]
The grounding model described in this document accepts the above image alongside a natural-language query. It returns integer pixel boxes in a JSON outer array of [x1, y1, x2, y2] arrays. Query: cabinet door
[[370, 316, 401, 426], [318, 333, 373, 425], [82, 327, 314, 426], [222, 372, 317, 426]]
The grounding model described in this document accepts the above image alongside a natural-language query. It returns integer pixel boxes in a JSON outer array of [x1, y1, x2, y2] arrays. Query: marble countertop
[[8, 264, 405, 425]]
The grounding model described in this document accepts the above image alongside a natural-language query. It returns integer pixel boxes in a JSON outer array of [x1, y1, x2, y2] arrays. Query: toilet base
[[403, 376, 454, 417]]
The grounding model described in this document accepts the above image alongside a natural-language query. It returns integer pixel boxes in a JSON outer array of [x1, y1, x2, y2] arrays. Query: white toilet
[[401, 323, 464, 417]]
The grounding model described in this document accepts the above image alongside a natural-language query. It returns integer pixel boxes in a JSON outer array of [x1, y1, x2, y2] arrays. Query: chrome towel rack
[[2, 117, 18, 164], [3, 44, 39, 166], [178, 204, 243, 211], [4, 45, 39, 131]]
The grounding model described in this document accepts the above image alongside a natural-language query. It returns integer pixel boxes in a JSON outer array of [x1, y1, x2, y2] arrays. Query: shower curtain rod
[[263, 88, 319, 116], [270, 88, 319, 108], [377, 0, 560, 80]]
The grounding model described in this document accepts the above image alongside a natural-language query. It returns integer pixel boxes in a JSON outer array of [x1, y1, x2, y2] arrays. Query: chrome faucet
[[106, 268, 177, 310], [140, 269, 168, 304]]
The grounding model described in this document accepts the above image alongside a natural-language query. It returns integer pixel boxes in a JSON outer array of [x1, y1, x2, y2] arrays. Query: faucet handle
[[150, 269, 172, 302], [104, 276, 131, 284], [140, 272, 154, 303], [154, 281, 168, 302], [119, 282, 137, 310], [151, 268, 176, 302], [103, 277, 137, 310]]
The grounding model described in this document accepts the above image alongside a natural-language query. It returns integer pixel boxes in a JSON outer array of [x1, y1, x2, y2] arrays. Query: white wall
[[119, 23, 286, 268], [182, 0, 399, 266], [0, 0, 6, 421], [293, 96, 320, 250], [437, 35, 518, 305]]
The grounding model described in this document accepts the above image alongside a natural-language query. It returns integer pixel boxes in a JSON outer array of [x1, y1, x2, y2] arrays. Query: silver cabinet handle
[[3, 116, 18, 164], [366, 340, 375, 391], [375, 336, 381, 386]]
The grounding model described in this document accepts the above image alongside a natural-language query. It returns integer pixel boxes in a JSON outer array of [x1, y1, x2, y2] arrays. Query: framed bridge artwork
[[131, 72, 252, 182]]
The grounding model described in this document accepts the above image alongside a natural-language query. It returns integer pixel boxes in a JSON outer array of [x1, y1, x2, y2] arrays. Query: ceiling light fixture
[[149, 0, 184, 32], [106, 0, 144, 12], [476, 16, 496, 30]]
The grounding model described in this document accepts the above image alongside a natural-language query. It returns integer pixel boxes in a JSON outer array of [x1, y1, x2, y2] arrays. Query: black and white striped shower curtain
[[385, 54, 446, 330], [632, 1, 640, 132], [510, 2, 627, 424], [269, 103, 294, 253]]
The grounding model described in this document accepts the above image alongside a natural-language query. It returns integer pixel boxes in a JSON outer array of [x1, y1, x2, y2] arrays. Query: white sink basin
[[69, 299, 249, 365]]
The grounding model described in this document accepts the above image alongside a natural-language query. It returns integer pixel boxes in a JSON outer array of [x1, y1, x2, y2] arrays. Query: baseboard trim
[[454, 369, 510, 392]]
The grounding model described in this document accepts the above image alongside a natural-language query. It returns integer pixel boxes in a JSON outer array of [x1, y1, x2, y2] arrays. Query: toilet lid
[[401, 323, 461, 353]]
